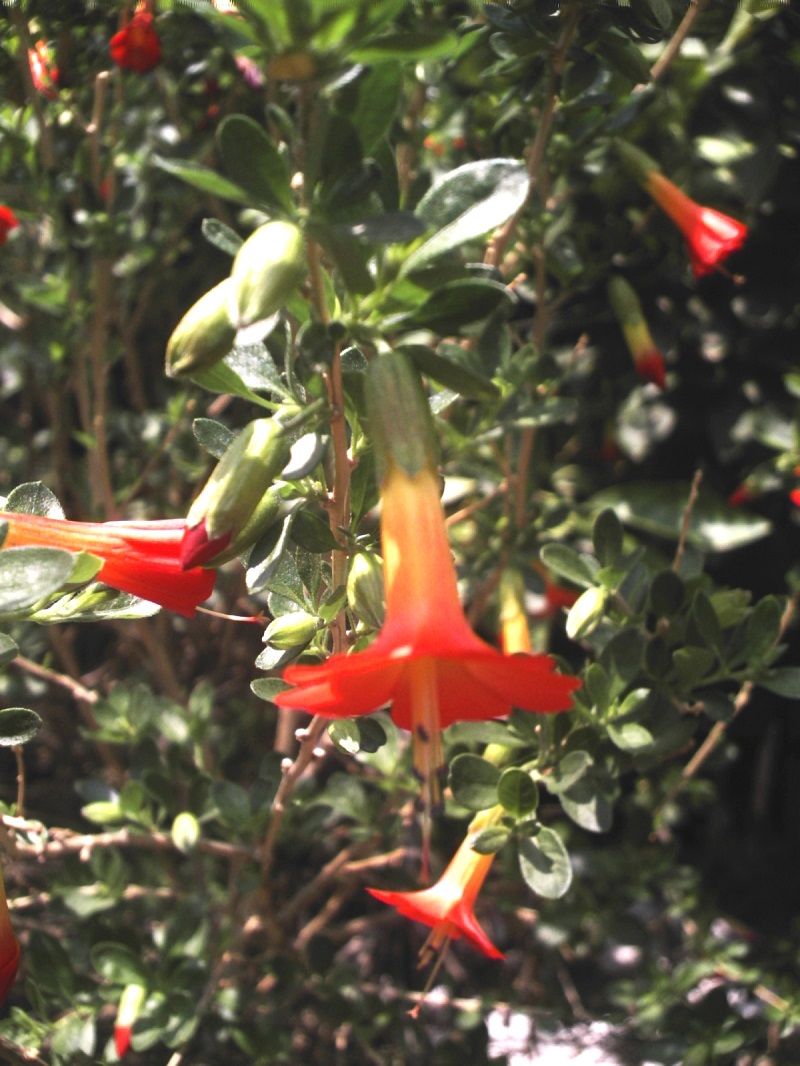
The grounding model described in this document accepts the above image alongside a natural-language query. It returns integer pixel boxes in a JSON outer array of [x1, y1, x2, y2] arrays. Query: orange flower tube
[[0, 868, 20, 1008], [276, 353, 579, 821], [368, 806, 505, 963], [1, 512, 215, 616]]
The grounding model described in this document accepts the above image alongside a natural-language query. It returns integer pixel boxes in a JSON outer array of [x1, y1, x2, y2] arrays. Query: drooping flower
[[28, 40, 58, 98], [0, 512, 215, 616], [617, 142, 747, 279], [275, 353, 579, 820], [0, 867, 20, 1008], [368, 806, 505, 965], [0, 207, 19, 247], [608, 276, 666, 390], [110, 11, 161, 73]]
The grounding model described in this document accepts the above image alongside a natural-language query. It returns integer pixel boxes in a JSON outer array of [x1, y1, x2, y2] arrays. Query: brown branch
[[673, 469, 703, 573], [10, 824, 253, 863], [0, 1035, 49, 1066], [650, 0, 714, 84], [11, 654, 98, 706]]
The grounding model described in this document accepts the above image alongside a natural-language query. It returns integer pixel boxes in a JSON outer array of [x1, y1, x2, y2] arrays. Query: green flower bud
[[230, 220, 306, 330], [264, 610, 321, 649], [205, 482, 285, 566], [166, 279, 237, 378], [365, 351, 439, 485], [346, 551, 385, 630], [182, 419, 292, 568]]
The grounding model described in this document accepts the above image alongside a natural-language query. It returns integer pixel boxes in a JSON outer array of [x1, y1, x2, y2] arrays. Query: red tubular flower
[[368, 808, 504, 963], [0, 513, 215, 616], [110, 12, 161, 73], [28, 40, 58, 98], [644, 172, 748, 279], [0, 207, 19, 247], [617, 142, 747, 279], [275, 353, 579, 821], [0, 868, 20, 1008]]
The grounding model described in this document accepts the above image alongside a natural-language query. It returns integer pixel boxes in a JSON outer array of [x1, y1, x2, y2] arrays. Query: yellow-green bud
[[229, 220, 306, 330], [615, 141, 660, 186], [365, 351, 439, 485], [205, 482, 285, 565], [166, 279, 237, 378], [264, 610, 321, 649], [182, 419, 292, 568], [346, 551, 385, 630]]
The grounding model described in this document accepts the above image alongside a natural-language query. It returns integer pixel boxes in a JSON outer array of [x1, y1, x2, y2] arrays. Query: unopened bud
[[346, 551, 385, 630], [264, 610, 321, 649], [115, 983, 146, 1059], [615, 140, 659, 186], [230, 220, 306, 330], [608, 277, 665, 389], [182, 419, 292, 568], [166, 279, 236, 378]]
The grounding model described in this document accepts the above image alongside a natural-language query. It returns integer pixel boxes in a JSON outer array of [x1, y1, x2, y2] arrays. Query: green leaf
[[0, 632, 18, 668], [329, 717, 387, 756], [399, 343, 499, 400], [650, 570, 685, 617], [449, 753, 501, 811], [402, 159, 528, 275], [608, 719, 655, 753], [589, 482, 771, 553], [153, 155, 253, 206], [351, 29, 459, 63], [545, 750, 593, 794], [335, 62, 404, 154], [201, 217, 243, 258], [593, 508, 623, 567], [216, 115, 292, 211], [470, 826, 511, 855], [0, 706, 42, 746], [402, 279, 514, 334], [558, 770, 615, 832], [0, 547, 78, 613], [225, 344, 291, 398], [746, 595, 783, 659], [688, 590, 722, 651], [566, 587, 608, 641], [497, 767, 539, 818], [539, 544, 600, 589], [672, 646, 716, 689], [91, 942, 148, 987], [250, 677, 291, 703], [759, 667, 800, 699], [190, 357, 277, 410], [338, 212, 427, 244], [6, 481, 64, 518], [193, 418, 235, 459], [518, 828, 572, 899]]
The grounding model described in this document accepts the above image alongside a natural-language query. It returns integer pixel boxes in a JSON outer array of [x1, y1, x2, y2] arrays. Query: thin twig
[[0, 1035, 49, 1066], [485, 3, 580, 270], [650, 0, 714, 84], [655, 595, 797, 822], [10, 824, 253, 863], [673, 469, 703, 573], [11, 655, 98, 706]]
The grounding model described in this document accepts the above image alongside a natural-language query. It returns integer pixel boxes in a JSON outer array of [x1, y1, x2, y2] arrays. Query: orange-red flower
[[110, 11, 161, 73], [276, 467, 579, 806], [368, 809, 504, 962], [28, 40, 58, 98], [0, 513, 215, 616], [0, 207, 18, 247], [0, 868, 20, 1008], [644, 171, 747, 279]]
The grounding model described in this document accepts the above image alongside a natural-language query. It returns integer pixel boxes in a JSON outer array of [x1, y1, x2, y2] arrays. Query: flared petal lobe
[[367, 818, 504, 959], [110, 12, 161, 72], [0, 513, 215, 616], [644, 173, 747, 278]]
